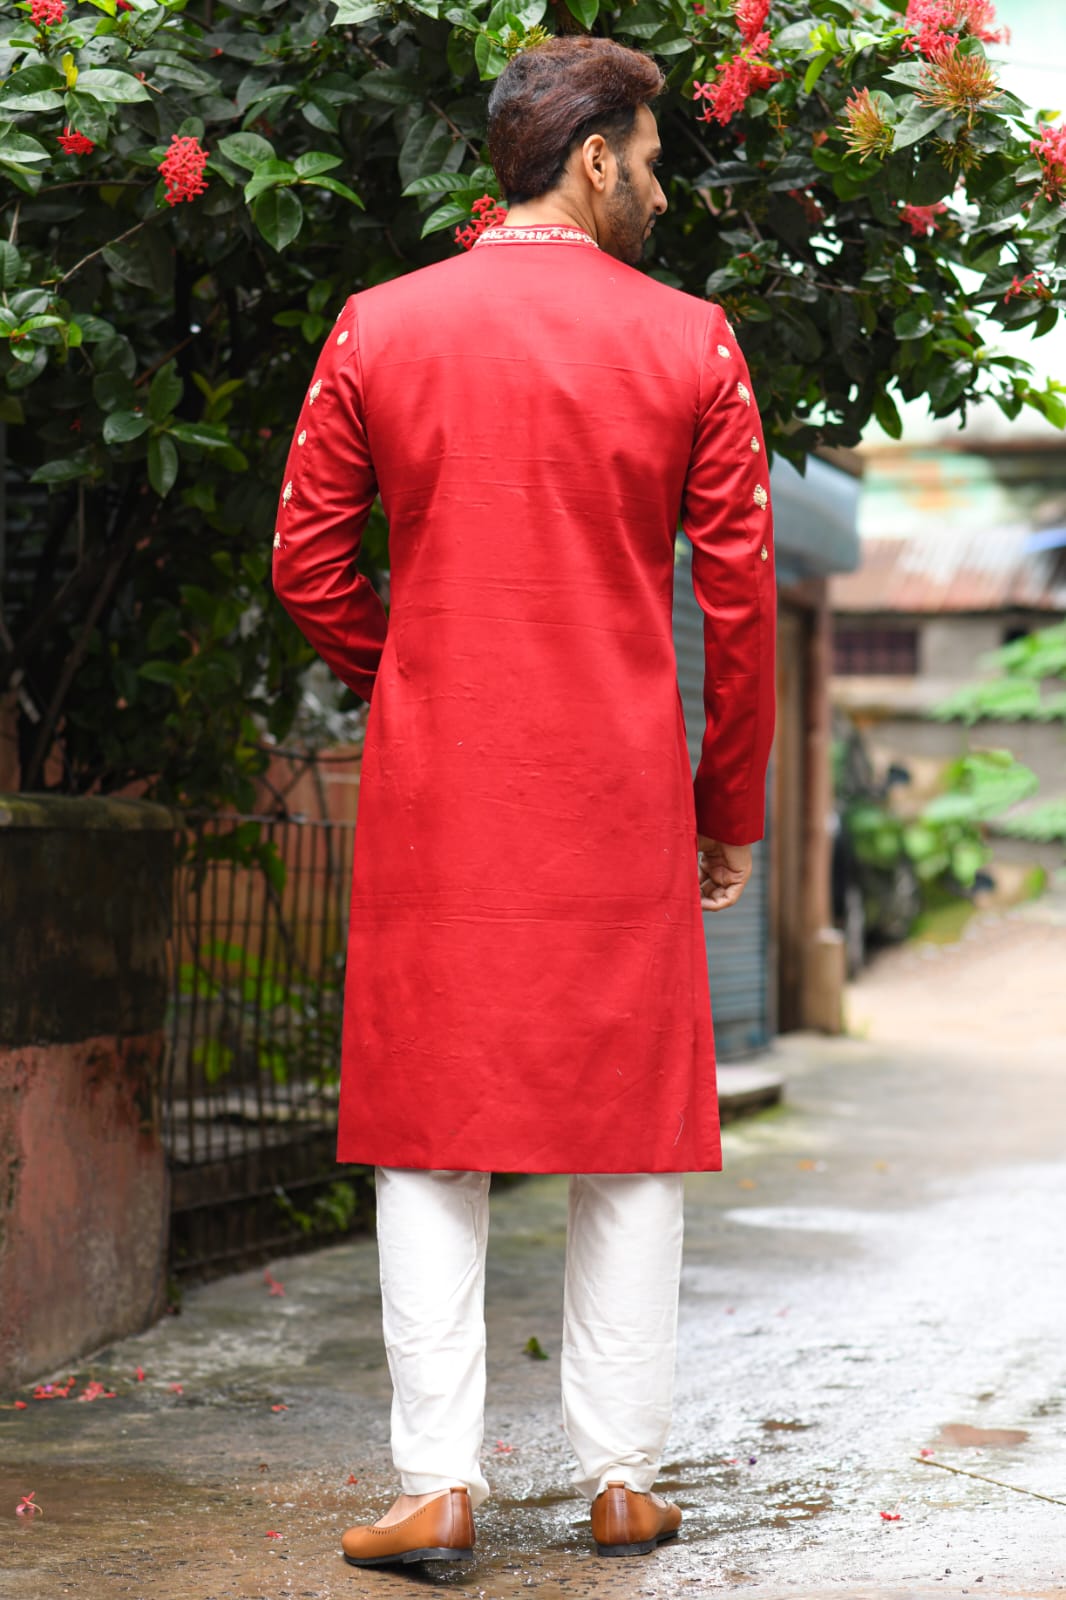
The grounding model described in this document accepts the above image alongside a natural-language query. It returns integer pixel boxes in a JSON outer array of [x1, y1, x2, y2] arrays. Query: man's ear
[[580, 133, 610, 193]]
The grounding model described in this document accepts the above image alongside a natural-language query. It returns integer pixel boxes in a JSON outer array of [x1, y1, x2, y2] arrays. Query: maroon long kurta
[[272, 223, 775, 1174]]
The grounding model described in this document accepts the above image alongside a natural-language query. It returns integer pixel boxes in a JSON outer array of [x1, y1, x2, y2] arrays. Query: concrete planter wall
[[0, 795, 174, 1390]]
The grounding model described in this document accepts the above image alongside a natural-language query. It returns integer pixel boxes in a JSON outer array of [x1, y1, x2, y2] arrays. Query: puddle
[[768, 1493, 833, 1527]]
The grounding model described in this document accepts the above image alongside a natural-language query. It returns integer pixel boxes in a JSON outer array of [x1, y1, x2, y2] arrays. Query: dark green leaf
[[0, 127, 51, 165], [893, 308, 933, 339], [148, 433, 179, 497], [102, 227, 174, 294], [403, 171, 476, 196], [169, 421, 232, 449], [564, 0, 598, 27], [294, 151, 342, 177], [253, 187, 304, 251], [243, 159, 298, 202], [30, 454, 91, 485], [474, 32, 509, 79], [872, 387, 903, 439], [803, 53, 834, 93], [301, 175, 364, 207], [0, 67, 65, 112], [421, 199, 471, 237], [0, 240, 21, 289], [148, 361, 183, 424], [103, 409, 152, 442], [63, 90, 110, 144], [774, 19, 818, 50], [331, 0, 383, 20], [74, 68, 151, 103], [218, 131, 276, 170], [892, 101, 951, 151]]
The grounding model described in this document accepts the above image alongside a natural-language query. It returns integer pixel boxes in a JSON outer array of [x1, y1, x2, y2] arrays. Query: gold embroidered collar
[[472, 225, 599, 249]]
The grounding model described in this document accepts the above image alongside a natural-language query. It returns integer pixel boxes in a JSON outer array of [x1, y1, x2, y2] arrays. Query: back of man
[[277, 229, 772, 1174], [272, 31, 776, 1567]]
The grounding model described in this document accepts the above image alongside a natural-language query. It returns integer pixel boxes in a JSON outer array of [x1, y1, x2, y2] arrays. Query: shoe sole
[[343, 1546, 474, 1568], [595, 1529, 680, 1558]]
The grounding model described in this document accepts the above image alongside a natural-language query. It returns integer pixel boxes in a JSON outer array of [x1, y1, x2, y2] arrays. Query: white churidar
[[374, 1166, 684, 1509]]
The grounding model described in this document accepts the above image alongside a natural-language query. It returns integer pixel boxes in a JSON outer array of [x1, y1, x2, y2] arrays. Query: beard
[[602, 157, 652, 267]]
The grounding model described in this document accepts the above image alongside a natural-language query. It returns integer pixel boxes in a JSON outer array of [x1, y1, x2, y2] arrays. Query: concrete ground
[[3, 900, 1065, 1600]]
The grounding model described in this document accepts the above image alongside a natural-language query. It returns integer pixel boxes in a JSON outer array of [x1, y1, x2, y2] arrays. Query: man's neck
[[500, 194, 598, 242]]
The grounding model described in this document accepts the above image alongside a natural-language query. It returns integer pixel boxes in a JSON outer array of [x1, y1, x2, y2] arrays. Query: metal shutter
[[673, 542, 772, 1060]]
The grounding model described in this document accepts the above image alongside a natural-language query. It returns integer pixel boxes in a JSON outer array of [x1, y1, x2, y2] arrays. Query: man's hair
[[487, 37, 664, 205]]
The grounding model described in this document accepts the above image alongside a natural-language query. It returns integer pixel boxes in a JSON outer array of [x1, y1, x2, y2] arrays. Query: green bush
[[3, 0, 1064, 806]]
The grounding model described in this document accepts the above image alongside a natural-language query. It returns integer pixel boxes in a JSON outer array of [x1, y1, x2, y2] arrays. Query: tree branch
[[55, 211, 163, 289]]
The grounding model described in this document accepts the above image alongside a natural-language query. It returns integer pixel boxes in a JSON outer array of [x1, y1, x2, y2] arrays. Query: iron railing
[[164, 813, 373, 1277]]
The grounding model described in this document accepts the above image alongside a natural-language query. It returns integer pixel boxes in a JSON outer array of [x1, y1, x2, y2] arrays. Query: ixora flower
[[734, 0, 770, 43], [158, 133, 209, 207], [455, 193, 508, 251], [903, 0, 1008, 56], [30, 0, 65, 24], [57, 127, 94, 156], [693, 36, 781, 127], [839, 87, 894, 161], [918, 45, 1001, 125], [1004, 271, 1052, 303], [899, 201, 948, 236], [1031, 123, 1066, 200]]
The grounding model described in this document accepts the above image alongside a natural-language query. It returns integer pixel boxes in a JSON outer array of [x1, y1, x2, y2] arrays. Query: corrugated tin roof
[[835, 445, 1066, 613], [831, 526, 1066, 613]]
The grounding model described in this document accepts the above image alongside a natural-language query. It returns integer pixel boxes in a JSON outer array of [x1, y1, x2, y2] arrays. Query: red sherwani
[[272, 223, 775, 1174]]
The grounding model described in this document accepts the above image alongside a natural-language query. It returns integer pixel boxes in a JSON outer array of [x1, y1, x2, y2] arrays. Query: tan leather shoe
[[341, 1487, 475, 1567], [591, 1481, 682, 1557]]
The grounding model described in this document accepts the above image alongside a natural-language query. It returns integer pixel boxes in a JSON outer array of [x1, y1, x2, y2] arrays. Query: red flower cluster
[[903, 0, 1007, 56], [77, 1380, 117, 1402], [899, 201, 948, 236], [33, 1377, 76, 1399], [158, 133, 210, 207], [694, 37, 780, 126], [30, 0, 65, 24], [1004, 271, 1051, 303], [58, 127, 95, 156], [734, 0, 770, 41], [1031, 123, 1066, 200], [28, 1375, 115, 1402], [455, 194, 508, 251]]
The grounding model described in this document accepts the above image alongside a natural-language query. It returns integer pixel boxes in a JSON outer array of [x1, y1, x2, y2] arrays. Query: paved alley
[[3, 902, 1065, 1600]]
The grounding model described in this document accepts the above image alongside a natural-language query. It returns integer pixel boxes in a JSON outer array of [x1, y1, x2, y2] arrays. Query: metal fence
[[164, 813, 373, 1277]]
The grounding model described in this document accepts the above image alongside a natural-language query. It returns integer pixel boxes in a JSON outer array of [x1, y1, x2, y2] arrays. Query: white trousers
[[375, 1167, 684, 1509]]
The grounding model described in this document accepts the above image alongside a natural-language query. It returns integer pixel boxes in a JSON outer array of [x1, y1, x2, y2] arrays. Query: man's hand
[[697, 836, 752, 913]]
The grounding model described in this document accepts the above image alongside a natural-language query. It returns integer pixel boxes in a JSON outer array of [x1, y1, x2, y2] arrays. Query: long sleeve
[[680, 306, 776, 846], [271, 295, 387, 702]]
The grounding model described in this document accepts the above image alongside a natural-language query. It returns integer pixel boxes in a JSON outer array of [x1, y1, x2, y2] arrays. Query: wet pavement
[[3, 910, 1066, 1599]]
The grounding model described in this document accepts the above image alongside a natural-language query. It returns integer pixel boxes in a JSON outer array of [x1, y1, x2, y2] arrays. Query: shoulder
[[345, 254, 474, 328], [606, 260, 732, 344]]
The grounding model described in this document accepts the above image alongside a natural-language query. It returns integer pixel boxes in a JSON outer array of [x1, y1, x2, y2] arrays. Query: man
[[272, 34, 775, 1567]]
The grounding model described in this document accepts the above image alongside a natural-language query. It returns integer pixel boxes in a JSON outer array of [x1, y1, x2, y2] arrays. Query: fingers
[[701, 880, 746, 913]]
